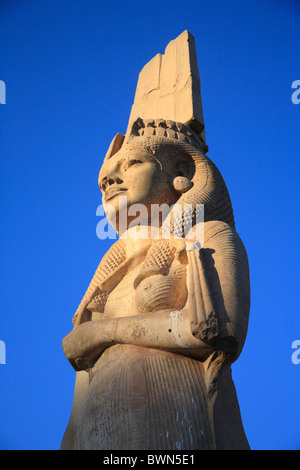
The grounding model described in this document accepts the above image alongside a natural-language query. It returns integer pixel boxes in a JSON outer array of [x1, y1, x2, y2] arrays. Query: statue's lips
[[104, 187, 127, 201]]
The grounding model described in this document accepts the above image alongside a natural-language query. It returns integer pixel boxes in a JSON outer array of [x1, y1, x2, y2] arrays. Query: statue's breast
[[135, 258, 187, 313], [100, 257, 187, 319]]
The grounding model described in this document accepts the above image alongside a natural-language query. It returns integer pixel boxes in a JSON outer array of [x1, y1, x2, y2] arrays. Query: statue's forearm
[[113, 309, 213, 359], [63, 309, 214, 371]]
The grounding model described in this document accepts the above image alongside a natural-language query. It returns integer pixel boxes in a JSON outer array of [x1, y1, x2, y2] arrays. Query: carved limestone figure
[[61, 31, 250, 450]]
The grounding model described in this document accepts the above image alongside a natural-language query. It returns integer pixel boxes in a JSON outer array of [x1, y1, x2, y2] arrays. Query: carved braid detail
[[134, 240, 176, 289]]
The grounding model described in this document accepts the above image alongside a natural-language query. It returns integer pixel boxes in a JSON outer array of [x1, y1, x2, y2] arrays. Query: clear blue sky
[[0, 0, 299, 450]]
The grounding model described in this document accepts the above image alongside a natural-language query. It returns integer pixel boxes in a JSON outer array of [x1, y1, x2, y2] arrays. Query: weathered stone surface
[[61, 31, 250, 451]]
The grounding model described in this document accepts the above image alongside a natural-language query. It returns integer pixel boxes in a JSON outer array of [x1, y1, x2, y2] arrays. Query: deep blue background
[[0, 0, 299, 450]]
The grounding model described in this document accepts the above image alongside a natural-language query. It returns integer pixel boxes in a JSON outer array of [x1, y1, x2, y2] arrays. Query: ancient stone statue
[[61, 31, 250, 450]]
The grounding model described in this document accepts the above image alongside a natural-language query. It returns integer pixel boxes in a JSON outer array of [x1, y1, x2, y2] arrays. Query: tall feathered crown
[[104, 30, 208, 161]]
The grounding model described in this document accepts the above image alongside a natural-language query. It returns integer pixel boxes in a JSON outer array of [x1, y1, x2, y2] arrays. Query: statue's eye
[[124, 159, 143, 171]]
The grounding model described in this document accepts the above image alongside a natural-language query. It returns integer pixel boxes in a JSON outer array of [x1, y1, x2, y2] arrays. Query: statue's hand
[[62, 319, 117, 371]]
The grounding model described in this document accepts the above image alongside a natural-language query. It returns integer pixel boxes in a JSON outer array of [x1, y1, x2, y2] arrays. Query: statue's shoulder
[[202, 220, 233, 243], [202, 220, 246, 249], [202, 220, 248, 266]]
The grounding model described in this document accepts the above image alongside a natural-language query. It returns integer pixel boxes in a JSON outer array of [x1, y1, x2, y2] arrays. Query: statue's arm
[[62, 222, 250, 371], [190, 221, 251, 360], [62, 309, 213, 371]]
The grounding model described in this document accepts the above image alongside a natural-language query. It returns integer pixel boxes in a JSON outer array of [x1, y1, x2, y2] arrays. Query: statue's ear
[[104, 133, 124, 160], [172, 158, 194, 194], [173, 176, 193, 194]]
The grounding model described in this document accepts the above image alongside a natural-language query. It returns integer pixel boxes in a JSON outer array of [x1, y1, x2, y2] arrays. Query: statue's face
[[98, 148, 177, 232]]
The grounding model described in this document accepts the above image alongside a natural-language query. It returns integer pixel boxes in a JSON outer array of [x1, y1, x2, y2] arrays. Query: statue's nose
[[99, 173, 123, 192]]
